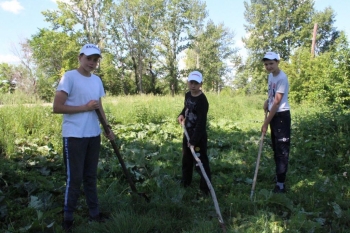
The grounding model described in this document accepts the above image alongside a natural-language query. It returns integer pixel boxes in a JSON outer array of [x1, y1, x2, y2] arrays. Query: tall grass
[[0, 92, 349, 232], [0, 92, 267, 156], [103, 93, 266, 125], [0, 91, 45, 105]]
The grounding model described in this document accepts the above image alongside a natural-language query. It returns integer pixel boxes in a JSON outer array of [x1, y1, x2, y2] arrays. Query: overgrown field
[[0, 93, 349, 233]]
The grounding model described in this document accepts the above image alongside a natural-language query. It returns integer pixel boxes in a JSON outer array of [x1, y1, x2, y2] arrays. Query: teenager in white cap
[[261, 52, 291, 193], [177, 71, 211, 196], [53, 43, 114, 232]]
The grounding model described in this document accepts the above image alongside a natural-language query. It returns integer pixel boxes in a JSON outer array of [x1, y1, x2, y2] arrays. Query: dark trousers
[[181, 133, 211, 192], [63, 136, 101, 219], [270, 111, 291, 183]]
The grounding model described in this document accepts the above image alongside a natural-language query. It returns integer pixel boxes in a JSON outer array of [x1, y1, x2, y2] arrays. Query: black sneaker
[[89, 212, 109, 223], [273, 185, 286, 193], [62, 220, 74, 233]]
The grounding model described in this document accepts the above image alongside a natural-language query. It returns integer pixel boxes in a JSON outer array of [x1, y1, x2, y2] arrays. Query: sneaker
[[89, 212, 109, 223], [62, 220, 73, 233], [273, 185, 286, 193]]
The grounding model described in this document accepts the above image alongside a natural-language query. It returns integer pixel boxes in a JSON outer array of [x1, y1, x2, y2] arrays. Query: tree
[[243, 0, 315, 60], [28, 29, 80, 100], [281, 32, 350, 106], [107, 0, 164, 94], [32, 0, 115, 97], [42, 0, 112, 46], [312, 7, 340, 54], [0, 63, 21, 93], [24, 0, 243, 96], [9, 41, 39, 95], [239, 0, 340, 94], [29, 29, 80, 79], [99, 53, 134, 95], [185, 20, 237, 93], [155, 0, 207, 94]]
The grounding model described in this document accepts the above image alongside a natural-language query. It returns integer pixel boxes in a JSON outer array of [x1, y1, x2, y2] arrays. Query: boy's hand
[[104, 129, 115, 140], [178, 115, 185, 124], [261, 123, 268, 135], [86, 100, 100, 111]]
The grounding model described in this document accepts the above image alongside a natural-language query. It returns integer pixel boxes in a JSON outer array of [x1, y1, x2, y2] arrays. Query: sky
[[0, 0, 349, 64]]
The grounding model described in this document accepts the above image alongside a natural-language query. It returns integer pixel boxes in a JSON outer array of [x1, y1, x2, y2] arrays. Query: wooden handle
[[95, 109, 138, 193]]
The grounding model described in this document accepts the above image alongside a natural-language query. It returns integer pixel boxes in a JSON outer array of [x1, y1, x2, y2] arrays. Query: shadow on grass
[[0, 107, 350, 232]]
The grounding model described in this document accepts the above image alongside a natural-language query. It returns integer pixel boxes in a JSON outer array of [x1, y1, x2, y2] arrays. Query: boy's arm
[[261, 92, 283, 134], [53, 90, 98, 114]]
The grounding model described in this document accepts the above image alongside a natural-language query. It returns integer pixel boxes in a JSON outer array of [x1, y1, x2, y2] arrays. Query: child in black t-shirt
[[177, 71, 211, 194]]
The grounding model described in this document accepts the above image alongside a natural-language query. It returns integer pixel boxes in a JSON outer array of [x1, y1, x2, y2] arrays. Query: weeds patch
[[0, 94, 349, 232]]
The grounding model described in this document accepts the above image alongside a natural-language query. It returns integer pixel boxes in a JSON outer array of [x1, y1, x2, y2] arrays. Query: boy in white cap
[[261, 52, 291, 193], [53, 43, 115, 231], [177, 71, 211, 196]]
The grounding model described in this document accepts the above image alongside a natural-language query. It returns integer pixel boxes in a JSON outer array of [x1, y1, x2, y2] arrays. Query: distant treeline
[[0, 0, 349, 107]]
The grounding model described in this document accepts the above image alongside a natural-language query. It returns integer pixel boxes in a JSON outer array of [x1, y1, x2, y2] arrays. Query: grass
[[0, 91, 46, 105], [0, 92, 349, 232]]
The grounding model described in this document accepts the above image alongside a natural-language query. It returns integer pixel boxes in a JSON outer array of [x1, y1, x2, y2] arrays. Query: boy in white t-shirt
[[261, 52, 291, 194], [53, 44, 114, 232]]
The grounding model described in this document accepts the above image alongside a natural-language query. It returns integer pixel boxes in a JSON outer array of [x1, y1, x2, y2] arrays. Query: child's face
[[263, 60, 279, 74], [188, 80, 202, 93], [79, 54, 101, 73]]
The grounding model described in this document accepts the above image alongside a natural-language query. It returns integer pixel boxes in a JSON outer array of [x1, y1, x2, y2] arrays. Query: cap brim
[[85, 53, 102, 57], [188, 78, 201, 83]]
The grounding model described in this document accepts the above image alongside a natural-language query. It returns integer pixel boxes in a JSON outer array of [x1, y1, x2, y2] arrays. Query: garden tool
[[250, 111, 268, 200], [95, 109, 149, 202], [181, 122, 226, 232]]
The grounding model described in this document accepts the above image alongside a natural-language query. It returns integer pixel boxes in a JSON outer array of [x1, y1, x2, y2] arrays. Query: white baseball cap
[[188, 71, 203, 83], [80, 44, 102, 57], [263, 52, 280, 60]]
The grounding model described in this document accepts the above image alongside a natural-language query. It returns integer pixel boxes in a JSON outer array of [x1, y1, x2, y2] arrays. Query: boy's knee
[[69, 176, 83, 187]]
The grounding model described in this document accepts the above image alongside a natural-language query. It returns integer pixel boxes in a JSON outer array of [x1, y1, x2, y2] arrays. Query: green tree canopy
[[238, 0, 340, 94], [185, 20, 237, 93]]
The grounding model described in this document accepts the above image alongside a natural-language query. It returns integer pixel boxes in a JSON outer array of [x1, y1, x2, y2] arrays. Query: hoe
[[95, 109, 149, 202]]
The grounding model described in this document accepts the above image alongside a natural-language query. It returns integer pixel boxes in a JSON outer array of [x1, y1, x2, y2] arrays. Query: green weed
[[0, 93, 349, 232]]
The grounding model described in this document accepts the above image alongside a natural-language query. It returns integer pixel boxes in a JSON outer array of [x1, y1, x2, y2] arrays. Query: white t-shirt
[[267, 70, 290, 112], [56, 70, 105, 137]]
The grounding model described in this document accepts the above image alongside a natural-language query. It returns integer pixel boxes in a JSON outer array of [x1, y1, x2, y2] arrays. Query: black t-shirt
[[180, 91, 209, 145]]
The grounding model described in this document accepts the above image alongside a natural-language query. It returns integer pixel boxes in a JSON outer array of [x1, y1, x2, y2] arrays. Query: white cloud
[[0, 54, 20, 64], [0, 0, 24, 14]]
